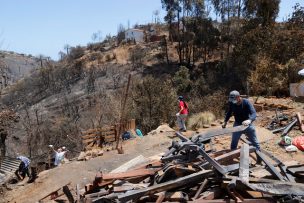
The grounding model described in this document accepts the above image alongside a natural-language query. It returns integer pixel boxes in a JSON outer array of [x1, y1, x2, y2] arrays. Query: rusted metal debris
[[77, 126, 304, 203]]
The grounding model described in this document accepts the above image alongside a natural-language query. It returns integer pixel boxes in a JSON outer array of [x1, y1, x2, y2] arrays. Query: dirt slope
[[3, 101, 304, 202], [2, 132, 173, 203]]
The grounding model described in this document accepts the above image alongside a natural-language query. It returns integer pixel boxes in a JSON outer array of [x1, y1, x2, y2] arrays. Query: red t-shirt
[[179, 101, 188, 114]]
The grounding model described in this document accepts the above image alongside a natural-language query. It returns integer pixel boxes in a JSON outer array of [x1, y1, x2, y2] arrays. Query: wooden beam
[[193, 179, 209, 199], [255, 150, 285, 181], [198, 148, 227, 174], [117, 170, 213, 202], [296, 112, 304, 132], [192, 126, 248, 143], [224, 175, 304, 196], [39, 182, 71, 201], [62, 185, 75, 203], [110, 155, 148, 173], [189, 199, 273, 203], [84, 189, 109, 199], [76, 184, 80, 202], [155, 191, 166, 203], [239, 143, 249, 182], [201, 146, 255, 169], [242, 182, 304, 196], [197, 188, 224, 200], [102, 168, 158, 181]]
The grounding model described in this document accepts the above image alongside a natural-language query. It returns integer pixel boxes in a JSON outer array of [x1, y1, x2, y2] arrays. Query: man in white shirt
[[49, 145, 67, 167]]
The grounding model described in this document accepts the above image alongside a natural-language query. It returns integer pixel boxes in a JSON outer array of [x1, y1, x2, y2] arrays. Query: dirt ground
[[2, 97, 304, 202], [1, 132, 174, 203]]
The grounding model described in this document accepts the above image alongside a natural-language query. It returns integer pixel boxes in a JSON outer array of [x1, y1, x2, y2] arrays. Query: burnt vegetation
[[0, 0, 304, 161]]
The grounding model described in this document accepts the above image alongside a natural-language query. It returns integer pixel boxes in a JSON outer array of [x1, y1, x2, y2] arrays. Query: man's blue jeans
[[231, 122, 260, 150]]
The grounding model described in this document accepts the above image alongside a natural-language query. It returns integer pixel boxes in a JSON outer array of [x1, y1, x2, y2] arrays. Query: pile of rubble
[[76, 126, 304, 203]]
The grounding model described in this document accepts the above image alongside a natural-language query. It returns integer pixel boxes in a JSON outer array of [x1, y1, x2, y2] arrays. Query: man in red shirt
[[176, 96, 188, 132]]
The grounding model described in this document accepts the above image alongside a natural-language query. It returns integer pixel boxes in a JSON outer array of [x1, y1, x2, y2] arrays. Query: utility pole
[[116, 74, 132, 154]]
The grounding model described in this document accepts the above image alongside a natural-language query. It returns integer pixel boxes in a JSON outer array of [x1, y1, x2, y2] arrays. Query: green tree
[[187, 17, 220, 64], [117, 24, 126, 44], [173, 66, 192, 95], [288, 3, 304, 29], [132, 77, 177, 133], [243, 0, 280, 26]]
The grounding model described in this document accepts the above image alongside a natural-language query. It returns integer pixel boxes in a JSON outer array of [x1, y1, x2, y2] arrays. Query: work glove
[[242, 119, 251, 126], [176, 112, 180, 116], [222, 122, 227, 128]]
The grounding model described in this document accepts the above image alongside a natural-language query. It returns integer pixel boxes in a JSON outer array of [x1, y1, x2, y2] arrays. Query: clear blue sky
[[0, 0, 301, 60]]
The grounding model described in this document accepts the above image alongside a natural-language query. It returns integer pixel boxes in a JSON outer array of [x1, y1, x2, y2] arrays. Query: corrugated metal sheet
[[0, 156, 21, 184]]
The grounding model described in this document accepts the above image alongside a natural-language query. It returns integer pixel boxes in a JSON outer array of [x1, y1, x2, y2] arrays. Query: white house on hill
[[125, 29, 144, 43]]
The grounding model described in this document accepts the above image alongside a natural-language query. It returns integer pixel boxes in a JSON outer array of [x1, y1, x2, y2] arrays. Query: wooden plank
[[201, 146, 255, 168], [255, 150, 285, 181], [190, 199, 273, 203], [198, 148, 227, 174], [156, 192, 166, 203], [192, 126, 248, 143], [193, 179, 209, 199], [259, 148, 295, 182], [104, 134, 116, 139], [296, 112, 304, 132], [225, 175, 304, 186], [110, 155, 148, 173], [84, 189, 109, 199], [76, 184, 80, 202], [242, 182, 304, 196], [129, 119, 136, 130], [224, 175, 304, 196], [82, 134, 101, 140], [102, 168, 158, 180], [239, 143, 249, 182], [63, 185, 75, 203], [164, 191, 187, 201], [245, 191, 263, 198], [82, 128, 98, 135], [105, 137, 116, 142], [113, 185, 137, 193], [39, 182, 71, 201], [82, 138, 97, 144], [82, 126, 115, 135], [117, 170, 213, 202], [82, 131, 115, 140], [98, 126, 116, 131], [198, 188, 224, 200], [101, 131, 116, 136]]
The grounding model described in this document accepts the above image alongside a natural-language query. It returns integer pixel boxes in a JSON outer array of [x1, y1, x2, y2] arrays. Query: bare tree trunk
[[177, 12, 182, 64], [237, 0, 242, 19], [163, 36, 170, 65]]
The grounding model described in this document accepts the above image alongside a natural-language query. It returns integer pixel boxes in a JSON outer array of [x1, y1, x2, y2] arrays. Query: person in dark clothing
[[15, 156, 31, 180], [222, 90, 261, 151]]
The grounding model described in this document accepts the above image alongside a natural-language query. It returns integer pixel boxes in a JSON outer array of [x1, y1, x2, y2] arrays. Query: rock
[[218, 120, 224, 124], [211, 123, 217, 126], [254, 104, 263, 112], [91, 149, 98, 158], [203, 125, 210, 128], [77, 152, 86, 161], [98, 150, 104, 156]]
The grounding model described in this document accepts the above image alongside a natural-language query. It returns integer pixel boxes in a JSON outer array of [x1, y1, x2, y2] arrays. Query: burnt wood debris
[[73, 126, 304, 203]]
